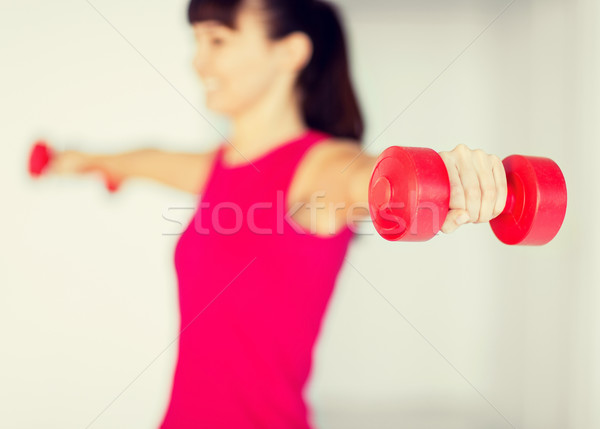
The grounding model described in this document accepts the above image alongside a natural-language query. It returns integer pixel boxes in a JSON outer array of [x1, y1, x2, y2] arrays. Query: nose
[[192, 41, 210, 75]]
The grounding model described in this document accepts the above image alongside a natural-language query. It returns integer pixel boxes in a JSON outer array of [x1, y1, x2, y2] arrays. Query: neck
[[227, 88, 308, 162]]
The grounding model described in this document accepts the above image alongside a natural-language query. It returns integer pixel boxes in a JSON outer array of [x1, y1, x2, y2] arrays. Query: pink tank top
[[159, 129, 355, 429]]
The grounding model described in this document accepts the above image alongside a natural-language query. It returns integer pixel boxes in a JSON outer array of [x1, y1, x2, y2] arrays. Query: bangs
[[187, 0, 244, 29]]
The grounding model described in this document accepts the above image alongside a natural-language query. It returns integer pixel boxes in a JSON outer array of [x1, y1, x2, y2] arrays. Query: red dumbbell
[[368, 146, 567, 245], [28, 140, 121, 193]]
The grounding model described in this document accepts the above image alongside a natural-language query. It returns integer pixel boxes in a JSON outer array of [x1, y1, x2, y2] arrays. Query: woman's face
[[192, 6, 282, 117]]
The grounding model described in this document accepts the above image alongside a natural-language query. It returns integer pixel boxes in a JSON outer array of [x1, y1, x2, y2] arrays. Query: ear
[[277, 31, 313, 73]]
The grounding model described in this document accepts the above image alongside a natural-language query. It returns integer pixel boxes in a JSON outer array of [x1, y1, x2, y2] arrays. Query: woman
[[49, 0, 507, 427]]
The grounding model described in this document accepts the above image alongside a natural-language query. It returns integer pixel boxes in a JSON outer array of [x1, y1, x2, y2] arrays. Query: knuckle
[[493, 158, 507, 176], [473, 149, 487, 158], [455, 143, 469, 153], [490, 154, 502, 164]]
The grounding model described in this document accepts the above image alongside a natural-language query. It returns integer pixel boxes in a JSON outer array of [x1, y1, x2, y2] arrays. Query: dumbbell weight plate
[[490, 155, 567, 245], [368, 146, 450, 241], [29, 141, 53, 177]]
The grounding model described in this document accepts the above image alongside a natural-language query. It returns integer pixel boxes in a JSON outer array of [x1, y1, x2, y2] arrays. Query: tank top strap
[[273, 129, 332, 192], [212, 143, 227, 170]]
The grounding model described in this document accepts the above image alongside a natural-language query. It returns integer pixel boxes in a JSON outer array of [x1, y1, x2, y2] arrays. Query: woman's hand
[[438, 144, 508, 234], [47, 150, 90, 175], [47, 150, 125, 191]]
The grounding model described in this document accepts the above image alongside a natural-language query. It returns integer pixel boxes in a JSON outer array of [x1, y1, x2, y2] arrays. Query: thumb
[[441, 209, 471, 234]]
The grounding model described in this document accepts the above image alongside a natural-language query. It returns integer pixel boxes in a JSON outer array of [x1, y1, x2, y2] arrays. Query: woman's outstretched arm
[[48, 147, 217, 194]]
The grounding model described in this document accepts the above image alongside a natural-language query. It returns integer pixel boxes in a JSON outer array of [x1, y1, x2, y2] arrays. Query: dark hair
[[187, 0, 364, 142]]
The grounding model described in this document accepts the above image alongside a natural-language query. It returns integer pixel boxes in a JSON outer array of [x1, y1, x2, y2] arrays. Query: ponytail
[[297, 1, 364, 141]]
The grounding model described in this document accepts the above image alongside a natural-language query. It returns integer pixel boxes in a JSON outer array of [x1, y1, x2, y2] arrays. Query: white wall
[[1, 0, 598, 428]]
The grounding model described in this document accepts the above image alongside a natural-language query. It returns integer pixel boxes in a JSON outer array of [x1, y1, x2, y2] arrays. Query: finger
[[456, 159, 481, 223], [439, 151, 466, 212], [491, 155, 508, 218], [472, 151, 497, 223]]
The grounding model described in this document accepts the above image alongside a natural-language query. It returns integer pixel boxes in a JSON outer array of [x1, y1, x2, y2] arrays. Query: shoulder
[[299, 136, 363, 180], [304, 136, 376, 184], [289, 136, 363, 202], [309, 136, 362, 158], [301, 136, 363, 172]]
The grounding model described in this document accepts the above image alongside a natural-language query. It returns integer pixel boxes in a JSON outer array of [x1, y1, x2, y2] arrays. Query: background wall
[[1, 0, 598, 428]]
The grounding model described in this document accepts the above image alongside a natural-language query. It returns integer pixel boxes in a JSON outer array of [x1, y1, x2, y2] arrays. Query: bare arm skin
[[49, 147, 217, 194], [289, 139, 377, 235]]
